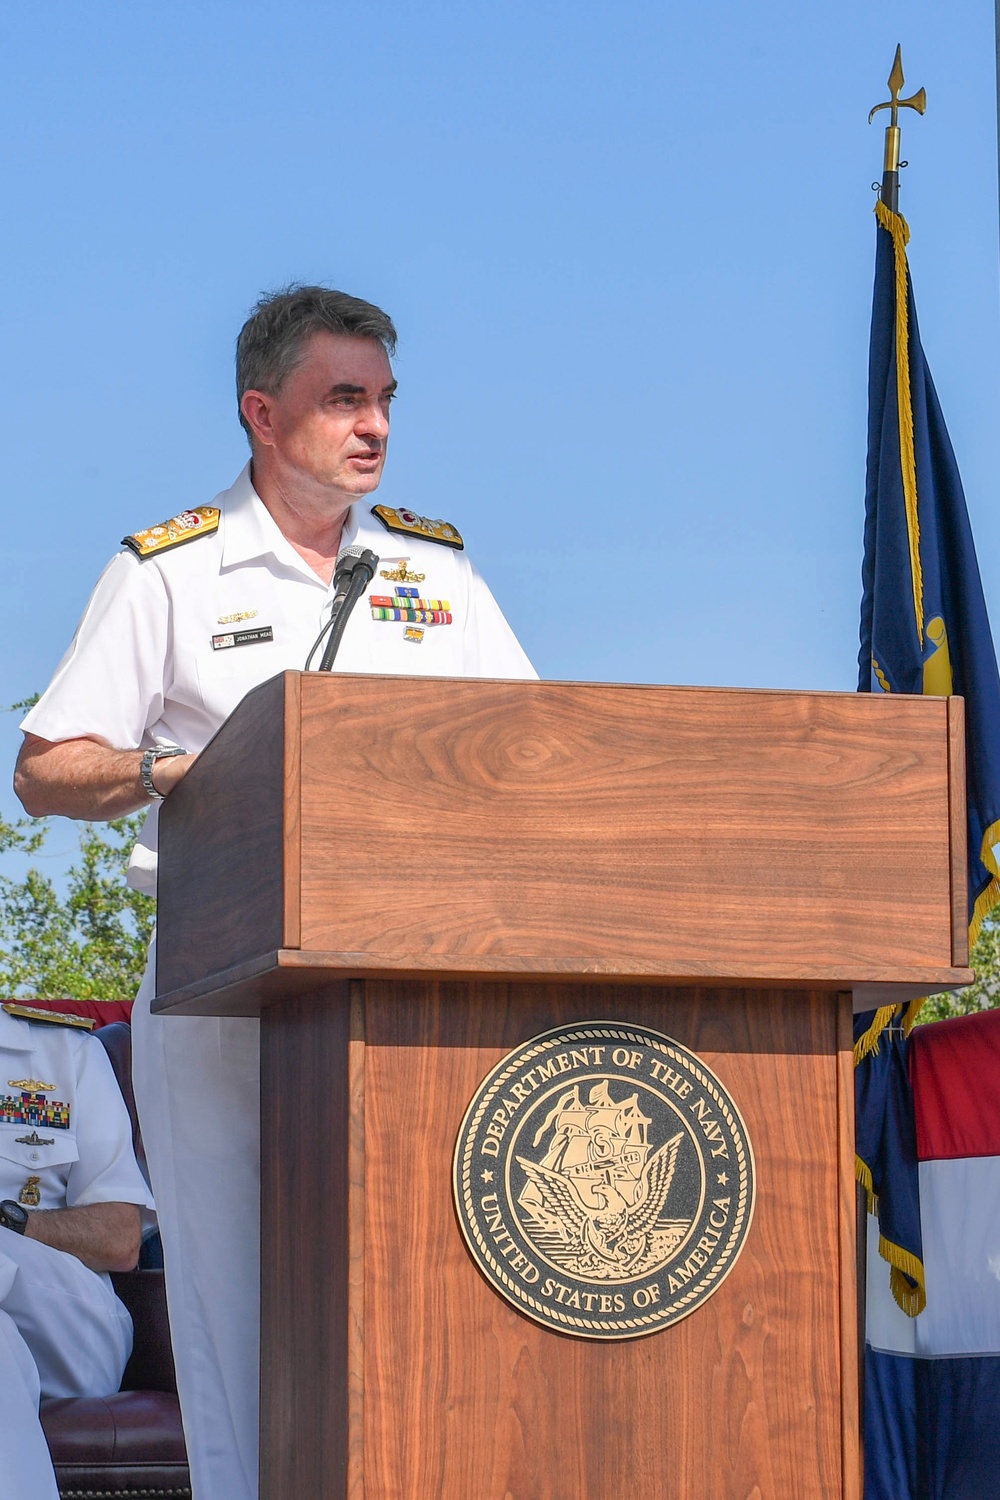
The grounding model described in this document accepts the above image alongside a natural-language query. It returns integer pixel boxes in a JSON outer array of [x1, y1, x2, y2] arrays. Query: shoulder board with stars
[[2, 1003, 95, 1031], [122, 506, 221, 560], [371, 505, 464, 550]]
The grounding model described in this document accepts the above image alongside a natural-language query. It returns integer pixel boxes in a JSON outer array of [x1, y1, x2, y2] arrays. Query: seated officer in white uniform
[[13, 285, 537, 1500], [0, 1001, 155, 1499]]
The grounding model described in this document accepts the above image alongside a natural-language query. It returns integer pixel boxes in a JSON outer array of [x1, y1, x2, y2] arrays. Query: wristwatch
[[0, 1199, 28, 1234], [141, 745, 187, 801]]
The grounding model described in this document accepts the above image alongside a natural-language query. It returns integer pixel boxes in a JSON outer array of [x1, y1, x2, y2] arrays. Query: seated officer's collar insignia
[[2, 1003, 95, 1032], [122, 506, 221, 560], [371, 505, 464, 550]]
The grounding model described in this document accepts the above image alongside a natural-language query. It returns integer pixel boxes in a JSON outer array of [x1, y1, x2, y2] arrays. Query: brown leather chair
[[38, 1022, 191, 1498]]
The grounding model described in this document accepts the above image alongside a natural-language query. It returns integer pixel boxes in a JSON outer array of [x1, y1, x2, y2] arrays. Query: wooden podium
[[153, 673, 970, 1500]]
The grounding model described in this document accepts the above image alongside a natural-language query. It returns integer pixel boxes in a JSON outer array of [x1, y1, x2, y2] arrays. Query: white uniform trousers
[[131, 942, 261, 1500], [0, 1228, 133, 1499]]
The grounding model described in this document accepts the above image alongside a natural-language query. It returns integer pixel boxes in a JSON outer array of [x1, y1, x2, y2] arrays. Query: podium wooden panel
[[154, 673, 971, 1500]]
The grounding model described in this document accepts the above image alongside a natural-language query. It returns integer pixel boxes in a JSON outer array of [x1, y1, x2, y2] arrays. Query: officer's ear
[[240, 390, 277, 449]]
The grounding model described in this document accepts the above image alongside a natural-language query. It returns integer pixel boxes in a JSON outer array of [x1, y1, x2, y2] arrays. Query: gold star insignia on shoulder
[[122, 506, 221, 560], [371, 505, 464, 550]]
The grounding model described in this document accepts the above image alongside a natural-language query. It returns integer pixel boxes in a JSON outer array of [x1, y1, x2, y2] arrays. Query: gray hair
[[236, 284, 397, 438]]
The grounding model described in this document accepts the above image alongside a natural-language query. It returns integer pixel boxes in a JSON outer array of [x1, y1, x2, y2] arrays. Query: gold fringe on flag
[[855, 1156, 927, 1315], [901, 997, 925, 1034], [853, 1003, 902, 1065], [882, 1235, 927, 1317], [855, 1153, 877, 1215], [971, 818, 1000, 945]]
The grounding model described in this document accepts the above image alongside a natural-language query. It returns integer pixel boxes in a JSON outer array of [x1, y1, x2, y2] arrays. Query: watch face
[[0, 1200, 28, 1231]]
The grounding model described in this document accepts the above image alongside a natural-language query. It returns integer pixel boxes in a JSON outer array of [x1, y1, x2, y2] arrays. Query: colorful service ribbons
[[370, 586, 453, 626]]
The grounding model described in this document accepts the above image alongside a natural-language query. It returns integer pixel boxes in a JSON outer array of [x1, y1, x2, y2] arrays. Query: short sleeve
[[464, 563, 538, 680], [65, 1036, 155, 1214], [20, 552, 169, 750]]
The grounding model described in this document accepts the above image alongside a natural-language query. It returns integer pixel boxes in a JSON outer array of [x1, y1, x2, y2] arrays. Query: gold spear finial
[[868, 45, 926, 175]]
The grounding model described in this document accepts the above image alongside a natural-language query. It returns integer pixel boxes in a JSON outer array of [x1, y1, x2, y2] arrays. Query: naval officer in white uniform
[[14, 285, 537, 1500], [0, 1003, 155, 1499]]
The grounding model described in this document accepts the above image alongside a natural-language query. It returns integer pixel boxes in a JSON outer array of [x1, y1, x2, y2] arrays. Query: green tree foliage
[[917, 913, 1000, 1025], [0, 812, 154, 999]]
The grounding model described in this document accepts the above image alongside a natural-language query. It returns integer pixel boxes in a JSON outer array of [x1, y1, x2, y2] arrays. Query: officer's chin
[[338, 460, 385, 494]]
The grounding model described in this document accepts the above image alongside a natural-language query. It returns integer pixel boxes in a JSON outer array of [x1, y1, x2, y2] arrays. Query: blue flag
[[856, 195, 1000, 1327], [859, 197, 1000, 944], [855, 1013, 923, 1316]]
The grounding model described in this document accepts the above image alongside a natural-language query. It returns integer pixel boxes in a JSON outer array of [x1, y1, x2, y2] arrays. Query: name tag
[[211, 626, 274, 651]]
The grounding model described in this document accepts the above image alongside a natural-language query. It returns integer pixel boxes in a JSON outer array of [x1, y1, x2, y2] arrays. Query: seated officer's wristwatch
[[141, 745, 187, 801], [0, 1200, 28, 1233]]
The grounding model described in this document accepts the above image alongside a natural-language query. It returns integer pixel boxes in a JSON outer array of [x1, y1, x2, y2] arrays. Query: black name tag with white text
[[211, 626, 274, 651]]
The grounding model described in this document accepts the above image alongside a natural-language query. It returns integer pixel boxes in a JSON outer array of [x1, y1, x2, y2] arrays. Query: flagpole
[[858, 44, 928, 1434], [868, 44, 926, 213], [996, 1, 1000, 248]]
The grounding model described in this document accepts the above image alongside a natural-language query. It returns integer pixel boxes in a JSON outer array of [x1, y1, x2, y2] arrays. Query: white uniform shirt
[[0, 1008, 155, 1220], [22, 465, 537, 892]]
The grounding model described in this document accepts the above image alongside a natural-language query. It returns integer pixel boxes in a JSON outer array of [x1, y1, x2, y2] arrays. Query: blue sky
[[0, 0, 997, 855]]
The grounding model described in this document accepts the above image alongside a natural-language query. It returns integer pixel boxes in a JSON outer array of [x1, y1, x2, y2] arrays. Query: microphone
[[328, 544, 373, 624], [333, 543, 373, 591], [306, 545, 379, 672]]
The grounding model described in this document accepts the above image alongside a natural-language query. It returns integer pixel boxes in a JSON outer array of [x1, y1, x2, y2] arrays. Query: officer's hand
[[149, 752, 198, 797]]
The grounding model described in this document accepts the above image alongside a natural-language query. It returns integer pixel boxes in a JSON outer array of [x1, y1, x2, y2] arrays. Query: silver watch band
[[141, 745, 187, 801]]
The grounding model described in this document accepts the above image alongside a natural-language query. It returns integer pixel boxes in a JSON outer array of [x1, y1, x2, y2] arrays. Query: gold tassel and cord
[[875, 197, 923, 644]]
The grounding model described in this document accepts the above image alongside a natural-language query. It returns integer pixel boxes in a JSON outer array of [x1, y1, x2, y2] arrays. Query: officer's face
[[243, 331, 396, 497]]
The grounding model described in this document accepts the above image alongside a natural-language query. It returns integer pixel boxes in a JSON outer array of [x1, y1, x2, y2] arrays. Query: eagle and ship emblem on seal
[[517, 1080, 687, 1281], [454, 1022, 755, 1340]]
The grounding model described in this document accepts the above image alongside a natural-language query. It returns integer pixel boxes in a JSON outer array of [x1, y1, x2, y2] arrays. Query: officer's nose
[[359, 400, 389, 442]]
